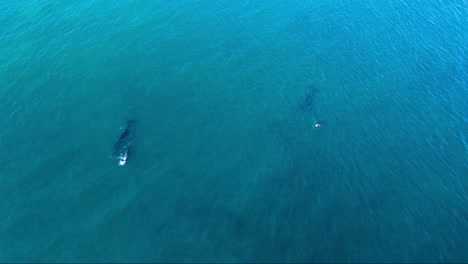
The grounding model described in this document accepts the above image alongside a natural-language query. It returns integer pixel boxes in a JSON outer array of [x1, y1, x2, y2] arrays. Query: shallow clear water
[[0, 0, 467, 262]]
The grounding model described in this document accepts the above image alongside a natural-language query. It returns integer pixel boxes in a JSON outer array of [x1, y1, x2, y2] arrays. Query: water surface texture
[[1, 0, 467, 262]]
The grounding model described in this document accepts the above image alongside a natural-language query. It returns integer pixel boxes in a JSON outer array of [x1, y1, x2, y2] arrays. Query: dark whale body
[[114, 120, 136, 166], [300, 84, 319, 112]]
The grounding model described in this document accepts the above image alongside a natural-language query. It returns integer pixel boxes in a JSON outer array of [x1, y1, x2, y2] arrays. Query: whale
[[300, 84, 319, 112], [114, 120, 136, 166]]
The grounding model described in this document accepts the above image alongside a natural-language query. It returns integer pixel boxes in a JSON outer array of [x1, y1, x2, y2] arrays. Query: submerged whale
[[114, 120, 136, 166], [300, 84, 319, 112]]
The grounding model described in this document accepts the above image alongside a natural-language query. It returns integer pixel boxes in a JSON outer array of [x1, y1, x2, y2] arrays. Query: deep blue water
[[0, 0, 467, 262]]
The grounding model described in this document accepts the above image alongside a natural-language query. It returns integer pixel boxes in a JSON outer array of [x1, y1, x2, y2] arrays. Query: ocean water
[[0, 0, 466, 262]]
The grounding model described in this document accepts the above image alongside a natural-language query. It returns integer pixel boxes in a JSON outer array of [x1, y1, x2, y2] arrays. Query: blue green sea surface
[[0, 0, 467, 262]]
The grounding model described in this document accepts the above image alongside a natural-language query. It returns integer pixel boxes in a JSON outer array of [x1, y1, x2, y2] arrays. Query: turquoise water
[[1, 0, 467, 262]]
